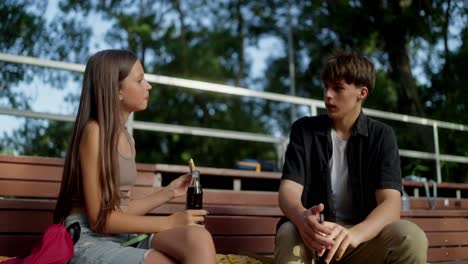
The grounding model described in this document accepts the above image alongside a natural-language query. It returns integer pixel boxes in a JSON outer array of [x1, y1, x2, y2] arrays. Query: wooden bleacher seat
[[1, 154, 468, 262], [0, 155, 280, 258]]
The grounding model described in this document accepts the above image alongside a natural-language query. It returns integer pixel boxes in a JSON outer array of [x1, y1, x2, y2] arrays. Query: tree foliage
[[1, 0, 467, 180]]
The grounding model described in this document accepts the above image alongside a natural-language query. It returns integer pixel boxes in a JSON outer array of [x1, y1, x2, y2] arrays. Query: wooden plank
[[427, 232, 468, 247], [150, 203, 283, 216], [428, 247, 468, 262], [213, 236, 275, 254], [409, 218, 468, 232], [0, 211, 52, 233], [155, 164, 281, 180], [205, 216, 279, 235], [403, 180, 468, 191], [0, 155, 63, 166], [134, 171, 157, 186], [0, 235, 40, 257], [136, 163, 157, 172], [0, 180, 60, 198], [402, 210, 468, 217], [0, 199, 56, 210], [410, 198, 468, 210], [131, 187, 279, 206], [0, 163, 63, 181]]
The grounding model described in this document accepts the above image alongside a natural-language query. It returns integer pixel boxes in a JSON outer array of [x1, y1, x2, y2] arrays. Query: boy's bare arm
[[350, 188, 401, 244], [278, 179, 306, 225]]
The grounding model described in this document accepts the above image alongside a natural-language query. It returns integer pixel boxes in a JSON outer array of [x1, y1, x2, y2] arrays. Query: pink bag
[[1, 223, 79, 264]]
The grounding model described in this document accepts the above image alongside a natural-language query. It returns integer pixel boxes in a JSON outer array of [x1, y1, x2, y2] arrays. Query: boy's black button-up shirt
[[279, 112, 401, 226]]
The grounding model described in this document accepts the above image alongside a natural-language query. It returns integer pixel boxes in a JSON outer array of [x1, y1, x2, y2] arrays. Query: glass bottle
[[186, 170, 203, 209]]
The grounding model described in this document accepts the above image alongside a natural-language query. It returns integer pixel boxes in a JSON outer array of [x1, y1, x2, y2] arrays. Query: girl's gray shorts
[[65, 214, 152, 264]]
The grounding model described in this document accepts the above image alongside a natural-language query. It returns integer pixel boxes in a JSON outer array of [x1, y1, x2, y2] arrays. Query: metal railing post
[[276, 138, 289, 171], [433, 123, 442, 183], [310, 104, 317, 117]]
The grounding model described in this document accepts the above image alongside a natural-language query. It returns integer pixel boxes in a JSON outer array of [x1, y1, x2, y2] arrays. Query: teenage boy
[[274, 51, 428, 264]]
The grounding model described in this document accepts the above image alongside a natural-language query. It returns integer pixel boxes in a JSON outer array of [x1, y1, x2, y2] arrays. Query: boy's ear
[[358, 87, 368, 101]]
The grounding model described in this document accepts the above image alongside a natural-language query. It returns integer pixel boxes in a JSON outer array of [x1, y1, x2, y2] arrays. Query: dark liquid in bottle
[[186, 186, 203, 209]]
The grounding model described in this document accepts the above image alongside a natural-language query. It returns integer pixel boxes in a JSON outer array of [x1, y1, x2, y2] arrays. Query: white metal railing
[[1, 53, 468, 183]]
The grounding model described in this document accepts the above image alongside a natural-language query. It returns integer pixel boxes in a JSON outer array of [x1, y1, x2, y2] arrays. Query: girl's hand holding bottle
[[166, 173, 192, 199], [168, 209, 208, 227]]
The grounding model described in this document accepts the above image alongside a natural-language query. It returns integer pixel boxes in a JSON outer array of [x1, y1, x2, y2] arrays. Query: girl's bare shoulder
[[80, 120, 100, 150]]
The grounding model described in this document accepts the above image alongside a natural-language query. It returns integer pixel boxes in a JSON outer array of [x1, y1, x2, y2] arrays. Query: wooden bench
[[402, 187, 468, 262], [403, 180, 468, 201], [1, 154, 468, 263], [0, 154, 281, 259]]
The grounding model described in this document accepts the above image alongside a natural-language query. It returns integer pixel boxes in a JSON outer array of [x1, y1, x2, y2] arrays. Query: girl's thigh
[[72, 236, 148, 264], [151, 226, 214, 259]]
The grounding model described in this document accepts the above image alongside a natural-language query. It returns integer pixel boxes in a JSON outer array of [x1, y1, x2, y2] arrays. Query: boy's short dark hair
[[321, 50, 376, 94]]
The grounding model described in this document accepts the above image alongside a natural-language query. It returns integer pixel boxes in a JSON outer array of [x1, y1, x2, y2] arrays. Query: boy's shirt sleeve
[[282, 120, 306, 186], [376, 126, 402, 193]]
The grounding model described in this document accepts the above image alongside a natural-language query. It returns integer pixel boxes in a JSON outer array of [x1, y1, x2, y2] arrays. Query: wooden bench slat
[[0, 180, 59, 198], [428, 247, 468, 262], [0, 199, 283, 217], [0, 199, 56, 210], [155, 164, 281, 180], [402, 209, 468, 217], [0, 211, 52, 233], [0, 235, 40, 257], [205, 216, 279, 235], [0, 163, 63, 181], [0, 155, 63, 165], [410, 198, 468, 210], [131, 187, 279, 207], [427, 232, 468, 247], [134, 172, 157, 186], [403, 180, 468, 191], [409, 218, 468, 232], [151, 203, 283, 216], [213, 236, 275, 254]]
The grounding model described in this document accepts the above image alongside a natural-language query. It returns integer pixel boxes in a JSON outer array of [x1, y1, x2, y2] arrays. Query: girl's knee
[[184, 226, 216, 252], [186, 226, 213, 242], [144, 249, 176, 264], [184, 226, 216, 261]]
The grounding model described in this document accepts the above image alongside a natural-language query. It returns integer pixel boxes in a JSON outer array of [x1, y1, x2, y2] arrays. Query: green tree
[[0, 1, 91, 155], [6, 0, 278, 168], [2, 0, 467, 181]]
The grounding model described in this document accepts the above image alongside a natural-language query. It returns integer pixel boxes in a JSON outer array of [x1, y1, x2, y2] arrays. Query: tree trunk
[[365, 0, 425, 116], [384, 30, 424, 116], [235, 0, 245, 86], [173, 0, 188, 76]]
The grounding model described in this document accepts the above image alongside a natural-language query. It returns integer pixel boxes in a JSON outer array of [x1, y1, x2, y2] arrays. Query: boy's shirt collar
[[316, 111, 369, 137]]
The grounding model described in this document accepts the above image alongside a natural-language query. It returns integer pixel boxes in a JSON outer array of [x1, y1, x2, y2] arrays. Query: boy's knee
[[392, 220, 427, 247], [275, 222, 312, 264], [276, 221, 301, 245], [386, 220, 428, 260]]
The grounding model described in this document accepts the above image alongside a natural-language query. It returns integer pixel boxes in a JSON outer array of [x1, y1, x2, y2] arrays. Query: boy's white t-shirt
[[329, 129, 353, 223]]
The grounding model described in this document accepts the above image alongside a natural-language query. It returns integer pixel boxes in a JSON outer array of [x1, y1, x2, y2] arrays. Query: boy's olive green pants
[[274, 220, 428, 264]]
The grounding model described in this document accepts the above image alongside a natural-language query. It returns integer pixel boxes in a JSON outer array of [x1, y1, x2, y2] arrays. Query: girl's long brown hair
[[54, 50, 138, 233]]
